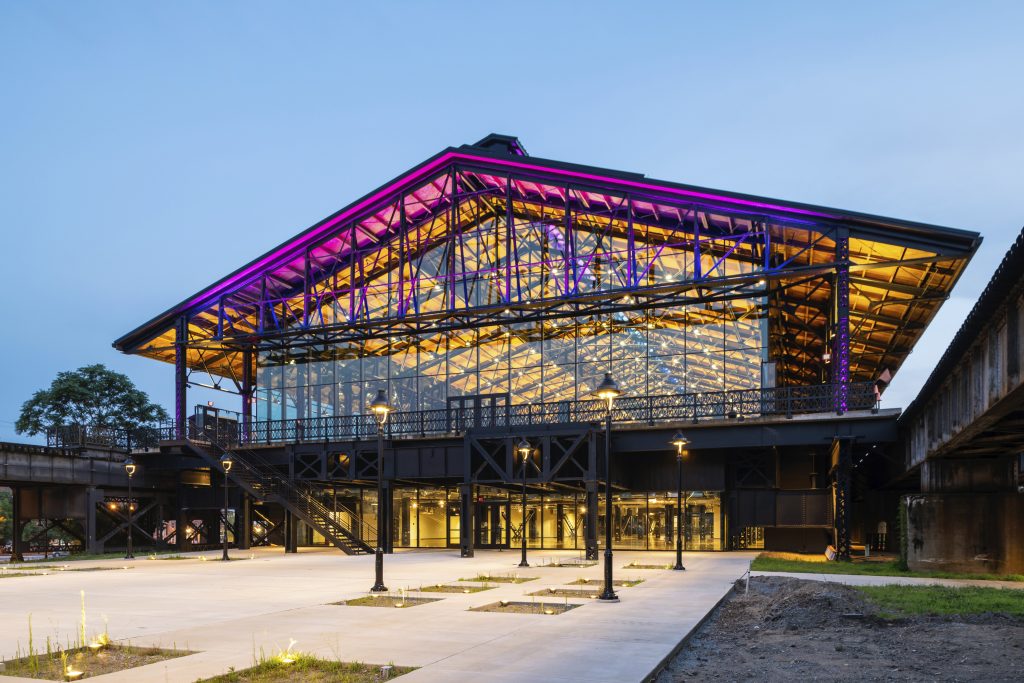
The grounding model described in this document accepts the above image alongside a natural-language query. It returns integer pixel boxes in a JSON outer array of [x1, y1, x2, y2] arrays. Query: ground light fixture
[[670, 431, 690, 571], [592, 372, 622, 602], [516, 438, 532, 568], [220, 453, 233, 561], [123, 456, 137, 560], [369, 389, 393, 593]]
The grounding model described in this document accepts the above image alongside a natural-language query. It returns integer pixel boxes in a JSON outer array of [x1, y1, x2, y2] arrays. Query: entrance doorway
[[475, 501, 509, 548], [447, 393, 509, 431]]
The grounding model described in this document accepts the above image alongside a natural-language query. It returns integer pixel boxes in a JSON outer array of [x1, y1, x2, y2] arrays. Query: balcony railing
[[127, 381, 877, 448], [45, 382, 877, 450]]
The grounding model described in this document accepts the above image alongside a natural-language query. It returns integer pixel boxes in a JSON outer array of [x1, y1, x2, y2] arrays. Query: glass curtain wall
[[254, 300, 765, 421], [599, 491, 723, 551], [381, 487, 721, 551]]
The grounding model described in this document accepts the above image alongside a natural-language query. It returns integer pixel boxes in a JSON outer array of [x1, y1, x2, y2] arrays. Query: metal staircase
[[187, 437, 374, 555]]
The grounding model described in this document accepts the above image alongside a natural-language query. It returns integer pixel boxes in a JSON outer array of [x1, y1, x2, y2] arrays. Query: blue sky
[[2, 2, 1022, 442]]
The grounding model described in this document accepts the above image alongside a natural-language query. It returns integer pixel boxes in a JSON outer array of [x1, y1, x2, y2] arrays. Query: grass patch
[[751, 553, 1024, 582], [335, 596, 440, 608], [458, 573, 537, 584], [413, 584, 495, 594], [527, 587, 598, 599], [470, 600, 579, 615], [568, 577, 643, 587], [0, 572, 38, 579], [537, 558, 598, 568], [622, 562, 673, 569], [858, 584, 1024, 617], [0, 644, 191, 680], [198, 655, 413, 682]]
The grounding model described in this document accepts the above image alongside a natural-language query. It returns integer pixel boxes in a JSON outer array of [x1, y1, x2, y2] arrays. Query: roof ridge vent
[[471, 133, 528, 156]]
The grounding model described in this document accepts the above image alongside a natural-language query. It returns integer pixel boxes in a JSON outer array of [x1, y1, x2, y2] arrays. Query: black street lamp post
[[220, 453, 234, 561], [516, 438, 532, 568], [670, 431, 690, 571], [593, 372, 622, 602], [369, 389, 393, 593], [123, 457, 137, 560]]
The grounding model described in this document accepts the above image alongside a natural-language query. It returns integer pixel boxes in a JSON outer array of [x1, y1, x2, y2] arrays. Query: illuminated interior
[[115, 135, 979, 424]]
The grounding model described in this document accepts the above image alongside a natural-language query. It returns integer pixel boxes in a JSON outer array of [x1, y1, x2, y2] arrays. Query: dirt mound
[[727, 576, 874, 631], [657, 576, 1024, 682]]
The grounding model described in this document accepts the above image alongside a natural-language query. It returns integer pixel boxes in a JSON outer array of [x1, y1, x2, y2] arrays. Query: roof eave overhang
[[114, 143, 983, 355]]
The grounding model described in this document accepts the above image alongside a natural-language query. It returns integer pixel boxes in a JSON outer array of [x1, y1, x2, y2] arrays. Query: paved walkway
[[751, 570, 1024, 590], [0, 548, 755, 682]]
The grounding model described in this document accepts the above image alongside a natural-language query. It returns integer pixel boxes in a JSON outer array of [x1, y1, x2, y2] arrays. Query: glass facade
[[254, 301, 766, 421], [601, 492, 722, 551], [317, 486, 724, 551]]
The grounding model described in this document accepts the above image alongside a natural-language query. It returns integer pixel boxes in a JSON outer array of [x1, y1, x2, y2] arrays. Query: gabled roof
[[114, 134, 981, 387]]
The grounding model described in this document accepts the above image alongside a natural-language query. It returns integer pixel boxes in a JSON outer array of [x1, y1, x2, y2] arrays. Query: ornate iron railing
[[46, 382, 878, 450], [46, 424, 162, 450]]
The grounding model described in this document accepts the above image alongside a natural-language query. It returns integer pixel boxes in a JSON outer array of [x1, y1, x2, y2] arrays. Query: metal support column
[[176, 506, 189, 551], [241, 347, 253, 443], [833, 235, 851, 415], [174, 316, 188, 439], [585, 480, 599, 560], [10, 486, 24, 562], [831, 437, 853, 561], [284, 509, 297, 553], [459, 483, 474, 558], [236, 493, 251, 551], [86, 487, 104, 554]]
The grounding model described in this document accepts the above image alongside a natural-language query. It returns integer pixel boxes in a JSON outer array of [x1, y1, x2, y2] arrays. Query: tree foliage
[[16, 364, 169, 435]]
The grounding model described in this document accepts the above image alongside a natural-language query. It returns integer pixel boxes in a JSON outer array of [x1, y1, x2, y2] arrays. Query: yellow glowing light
[[544, 608, 555, 615], [279, 655, 296, 665], [64, 667, 84, 681]]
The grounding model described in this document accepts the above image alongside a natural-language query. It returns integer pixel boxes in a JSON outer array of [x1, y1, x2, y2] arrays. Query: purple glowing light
[[182, 151, 837, 315]]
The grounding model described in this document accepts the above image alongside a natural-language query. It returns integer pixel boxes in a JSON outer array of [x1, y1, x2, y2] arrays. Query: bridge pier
[[905, 457, 1024, 574]]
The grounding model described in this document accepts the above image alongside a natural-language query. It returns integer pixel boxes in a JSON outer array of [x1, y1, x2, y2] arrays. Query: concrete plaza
[[0, 548, 755, 682]]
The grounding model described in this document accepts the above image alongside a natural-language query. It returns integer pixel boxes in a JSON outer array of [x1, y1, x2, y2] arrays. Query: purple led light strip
[[183, 151, 836, 314]]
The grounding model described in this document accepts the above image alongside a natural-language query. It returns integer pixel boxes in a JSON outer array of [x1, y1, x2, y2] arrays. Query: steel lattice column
[[831, 437, 853, 561], [833, 235, 851, 414], [174, 316, 188, 439], [241, 347, 253, 443]]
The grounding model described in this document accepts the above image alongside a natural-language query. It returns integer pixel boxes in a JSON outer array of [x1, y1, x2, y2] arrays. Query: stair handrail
[[195, 428, 376, 548]]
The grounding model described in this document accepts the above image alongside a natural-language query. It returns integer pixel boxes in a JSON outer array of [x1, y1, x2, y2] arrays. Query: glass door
[[475, 501, 510, 549]]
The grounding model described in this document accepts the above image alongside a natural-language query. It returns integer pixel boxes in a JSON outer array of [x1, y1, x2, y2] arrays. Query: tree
[[16, 364, 169, 436]]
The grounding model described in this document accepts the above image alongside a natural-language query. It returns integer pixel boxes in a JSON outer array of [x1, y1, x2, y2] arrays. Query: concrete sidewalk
[[0, 548, 755, 682], [752, 570, 1024, 590]]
